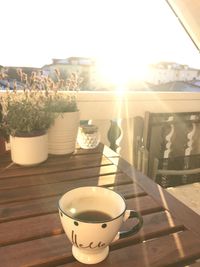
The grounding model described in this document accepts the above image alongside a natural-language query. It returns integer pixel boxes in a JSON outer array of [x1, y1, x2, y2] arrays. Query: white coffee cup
[[58, 186, 143, 264]]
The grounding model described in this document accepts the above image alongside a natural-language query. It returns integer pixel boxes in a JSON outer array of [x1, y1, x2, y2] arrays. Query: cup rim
[[58, 186, 127, 223]]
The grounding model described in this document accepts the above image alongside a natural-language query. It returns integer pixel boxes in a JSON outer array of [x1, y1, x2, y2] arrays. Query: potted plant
[[46, 71, 82, 155], [20, 68, 82, 155], [3, 68, 82, 157], [3, 90, 54, 165]]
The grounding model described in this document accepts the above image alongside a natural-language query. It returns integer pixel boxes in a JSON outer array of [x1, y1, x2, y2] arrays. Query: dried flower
[[1, 90, 55, 137]]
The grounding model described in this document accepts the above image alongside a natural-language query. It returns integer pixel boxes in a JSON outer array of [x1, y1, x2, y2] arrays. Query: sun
[[95, 50, 150, 89], [0, 0, 199, 87]]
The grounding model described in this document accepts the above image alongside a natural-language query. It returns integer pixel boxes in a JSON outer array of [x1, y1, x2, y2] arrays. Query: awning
[[167, 0, 200, 51]]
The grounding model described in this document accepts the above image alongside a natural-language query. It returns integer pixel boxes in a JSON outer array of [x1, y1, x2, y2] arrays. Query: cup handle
[[112, 210, 143, 242]]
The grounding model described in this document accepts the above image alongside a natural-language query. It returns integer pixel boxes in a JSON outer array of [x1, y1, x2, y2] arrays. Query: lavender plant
[[0, 68, 83, 137], [2, 91, 54, 137]]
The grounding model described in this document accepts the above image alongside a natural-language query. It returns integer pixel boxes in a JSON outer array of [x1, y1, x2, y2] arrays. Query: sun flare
[[0, 0, 199, 90], [96, 55, 149, 87]]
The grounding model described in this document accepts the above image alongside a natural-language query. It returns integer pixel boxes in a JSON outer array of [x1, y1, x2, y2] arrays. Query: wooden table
[[1, 144, 200, 267]]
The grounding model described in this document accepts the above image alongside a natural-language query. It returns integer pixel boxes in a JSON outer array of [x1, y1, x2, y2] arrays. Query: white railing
[[77, 91, 200, 164], [2, 90, 200, 164]]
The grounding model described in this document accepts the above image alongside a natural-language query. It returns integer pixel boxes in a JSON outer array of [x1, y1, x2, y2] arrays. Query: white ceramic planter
[[48, 111, 80, 155], [10, 133, 48, 166]]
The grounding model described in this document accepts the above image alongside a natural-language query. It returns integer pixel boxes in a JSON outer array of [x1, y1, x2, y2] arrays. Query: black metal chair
[[134, 111, 200, 188]]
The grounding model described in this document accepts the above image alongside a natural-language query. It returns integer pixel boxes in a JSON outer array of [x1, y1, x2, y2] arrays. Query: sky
[[0, 0, 200, 81]]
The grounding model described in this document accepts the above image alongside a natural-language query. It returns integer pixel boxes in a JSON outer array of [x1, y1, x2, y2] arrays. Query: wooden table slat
[[1, 230, 199, 267], [0, 193, 155, 224], [1, 210, 183, 248], [188, 262, 200, 267], [1, 145, 200, 267], [0, 154, 112, 178], [57, 231, 200, 267], [0, 175, 142, 204], [0, 165, 122, 190], [0, 197, 168, 247]]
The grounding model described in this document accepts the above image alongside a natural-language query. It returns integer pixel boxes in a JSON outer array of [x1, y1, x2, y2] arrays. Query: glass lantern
[[77, 125, 100, 149]]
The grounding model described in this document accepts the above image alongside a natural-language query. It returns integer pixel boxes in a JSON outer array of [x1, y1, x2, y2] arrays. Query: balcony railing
[[77, 91, 200, 164], [1, 90, 200, 165]]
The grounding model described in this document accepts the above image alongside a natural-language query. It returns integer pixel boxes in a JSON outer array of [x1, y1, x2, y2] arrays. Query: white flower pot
[[10, 133, 48, 166], [48, 111, 80, 155]]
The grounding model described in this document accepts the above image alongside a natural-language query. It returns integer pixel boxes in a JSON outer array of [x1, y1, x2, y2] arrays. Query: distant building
[[147, 62, 200, 85], [1, 60, 200, 91], [52, 57, 95, 66], [42, 57, 96, 90], [149, 80, 200, 92]]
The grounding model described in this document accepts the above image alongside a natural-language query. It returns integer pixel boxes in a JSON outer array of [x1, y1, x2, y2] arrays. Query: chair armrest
[[157, 168, 200, 176]]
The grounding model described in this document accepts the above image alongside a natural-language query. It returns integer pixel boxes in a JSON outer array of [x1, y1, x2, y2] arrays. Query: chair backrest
[[142, 111, 200, 187]]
